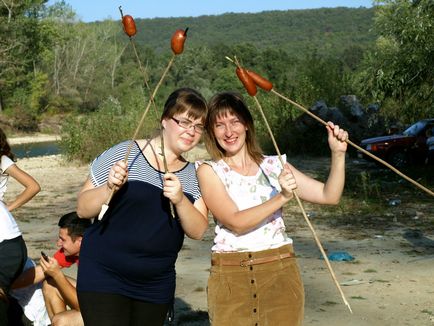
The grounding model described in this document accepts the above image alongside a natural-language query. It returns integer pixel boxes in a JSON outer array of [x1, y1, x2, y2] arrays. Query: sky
[[46, 0, 373, 22]]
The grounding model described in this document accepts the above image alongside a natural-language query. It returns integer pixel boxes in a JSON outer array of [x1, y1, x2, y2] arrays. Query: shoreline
[[6, 152, 434, 326], [8, 133, 60, 145]]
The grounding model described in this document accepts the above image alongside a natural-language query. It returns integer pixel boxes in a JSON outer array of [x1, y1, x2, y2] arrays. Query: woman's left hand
[[163, 173, 183, 205], [326, 121, 348, 153], [278, 164, 297, 200]]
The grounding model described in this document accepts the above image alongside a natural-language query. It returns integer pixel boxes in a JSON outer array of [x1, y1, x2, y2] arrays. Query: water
[[13, 141, 60, 159]]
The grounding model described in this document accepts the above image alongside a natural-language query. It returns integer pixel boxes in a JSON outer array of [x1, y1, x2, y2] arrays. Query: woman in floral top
[[197, 92, 348, 326]]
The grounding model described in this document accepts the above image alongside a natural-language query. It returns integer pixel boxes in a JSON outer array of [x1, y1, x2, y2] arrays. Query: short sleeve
[[1, 155, 15, 174], [89, 141, 132, 187], [259, 155, 286, 191]]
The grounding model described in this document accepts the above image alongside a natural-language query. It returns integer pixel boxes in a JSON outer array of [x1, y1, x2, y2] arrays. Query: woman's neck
[[150, 136, 185, 172], [224, 150, 257, 176]]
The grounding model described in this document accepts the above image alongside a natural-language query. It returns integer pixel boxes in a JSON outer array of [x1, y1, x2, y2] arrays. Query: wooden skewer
[[119, 6, 159, 120], [98, 55, 177, 220], [228, 55, 353, 311], [160, 129, 176, 218], [225, 55, 433, 197], [252, 96, 353, 313], [128, 35, 160, 120], [270, 89, 434, 197]]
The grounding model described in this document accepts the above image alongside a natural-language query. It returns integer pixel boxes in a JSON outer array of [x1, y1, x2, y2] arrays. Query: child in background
[[0, 127, 41, 325]]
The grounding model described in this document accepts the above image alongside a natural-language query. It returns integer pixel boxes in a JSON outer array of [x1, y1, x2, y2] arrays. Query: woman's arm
[[292, 122, 347, 205], [175, 195, 208, 240], [77, 160, 128, 219], [76, 178, 110, 219], [197, 164, 295, 235], [5, 164, 41, 211], [11, 265, 45, 289], [162, 173, 208, 240]]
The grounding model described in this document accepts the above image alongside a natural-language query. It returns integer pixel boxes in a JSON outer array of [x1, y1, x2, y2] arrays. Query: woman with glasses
[[75, 88, 208, 326], [197, 92, 348, 326]]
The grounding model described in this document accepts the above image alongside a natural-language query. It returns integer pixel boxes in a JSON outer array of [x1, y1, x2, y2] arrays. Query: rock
[[339, 95, 365, 122]]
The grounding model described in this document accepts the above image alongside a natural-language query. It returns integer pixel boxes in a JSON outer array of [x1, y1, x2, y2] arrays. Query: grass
[[341, 272, 356, 275], [321, 301, 338, 306], [284, 156, 434, 240], [421, 309, 433, 316]]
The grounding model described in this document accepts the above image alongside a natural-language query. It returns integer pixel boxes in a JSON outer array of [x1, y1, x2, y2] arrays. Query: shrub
[[60, 95, 158, 163]]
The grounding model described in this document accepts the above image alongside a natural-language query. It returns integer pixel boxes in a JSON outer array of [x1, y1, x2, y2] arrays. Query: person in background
[[0, 127, 41, 325], [76, 88, 209, 326], [9, 258, 50, 326], [11, 212, 90, 326], [197, 92, 348, 326]]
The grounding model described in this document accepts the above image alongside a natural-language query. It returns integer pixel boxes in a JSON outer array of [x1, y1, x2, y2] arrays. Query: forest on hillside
[[1, 0, 433, 162], [128, 7, 376, 57]]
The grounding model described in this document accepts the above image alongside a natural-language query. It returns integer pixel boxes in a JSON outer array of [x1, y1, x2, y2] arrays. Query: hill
[[121, 7, 376, 57]]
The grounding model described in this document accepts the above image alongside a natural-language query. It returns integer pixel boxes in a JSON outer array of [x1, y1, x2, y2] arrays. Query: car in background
[[358, 118, 434, 168]]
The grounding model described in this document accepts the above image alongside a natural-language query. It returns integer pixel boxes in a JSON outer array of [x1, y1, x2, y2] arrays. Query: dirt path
[[7, 154, 434, 326]]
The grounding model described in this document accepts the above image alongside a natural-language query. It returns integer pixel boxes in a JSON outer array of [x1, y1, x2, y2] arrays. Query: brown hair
[[58, 211, 91, 242], [160, 88, 207, 123], [205, 92, 263, 164], [0, 128, 15, 161]]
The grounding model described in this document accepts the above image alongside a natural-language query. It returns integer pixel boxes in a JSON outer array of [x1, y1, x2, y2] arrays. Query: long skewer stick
[[98, 55, 177, 220], [119, 6, 159, 120], [160, 129, 176, 218], [229, 55, 352, 312], [253, 96, 353, 313], [119, 7, 175, 217], [270, 90, 434, 197], [225, 56, 433, 197]]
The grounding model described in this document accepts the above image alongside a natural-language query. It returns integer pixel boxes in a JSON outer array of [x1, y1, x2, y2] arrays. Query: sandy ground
[[5, 136, 434, 325]]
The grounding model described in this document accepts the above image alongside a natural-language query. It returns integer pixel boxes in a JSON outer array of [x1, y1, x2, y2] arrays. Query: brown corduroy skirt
[[207, 244, 304, 326]]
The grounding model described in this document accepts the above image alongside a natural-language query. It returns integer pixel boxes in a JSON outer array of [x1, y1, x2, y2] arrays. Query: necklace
[[153, 135, 185, 172]]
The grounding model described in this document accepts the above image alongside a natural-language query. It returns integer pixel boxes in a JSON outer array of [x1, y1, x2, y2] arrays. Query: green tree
[[356, 0, 434, 122], [0, 0, 49, 129]]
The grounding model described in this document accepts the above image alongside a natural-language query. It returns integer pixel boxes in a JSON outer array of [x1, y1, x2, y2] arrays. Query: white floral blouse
[[205, 155, 292, 253]]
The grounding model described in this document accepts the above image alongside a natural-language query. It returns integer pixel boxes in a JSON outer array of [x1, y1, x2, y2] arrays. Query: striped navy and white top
[[90, 140, 201, 200], [77, 140, 201, 304]]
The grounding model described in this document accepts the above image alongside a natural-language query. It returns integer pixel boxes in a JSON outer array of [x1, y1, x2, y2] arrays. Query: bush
[[11, 105, 39, 132], [60, 95, 158, 163]]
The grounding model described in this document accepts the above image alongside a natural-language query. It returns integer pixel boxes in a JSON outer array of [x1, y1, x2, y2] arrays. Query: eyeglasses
[[171, 117, 204, 134]]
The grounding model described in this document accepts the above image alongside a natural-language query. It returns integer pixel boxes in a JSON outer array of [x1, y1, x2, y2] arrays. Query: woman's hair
[[161, 88, 207, 123], [205, 91, 263, 164], [0, 128, 15, 161]]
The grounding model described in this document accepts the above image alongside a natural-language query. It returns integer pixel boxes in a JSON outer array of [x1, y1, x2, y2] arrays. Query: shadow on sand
[[403, 228, 434, 255], [164, 297, 209, 326]]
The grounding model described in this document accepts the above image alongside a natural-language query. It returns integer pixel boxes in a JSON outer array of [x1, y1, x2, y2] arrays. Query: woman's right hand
[[107, 160, 128, 191], [278, 163, 297, 200]]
